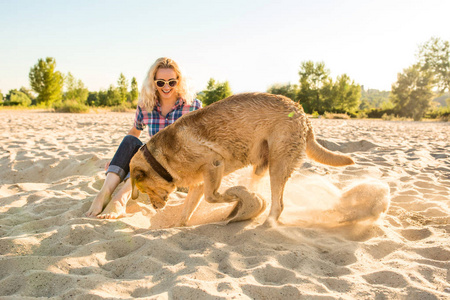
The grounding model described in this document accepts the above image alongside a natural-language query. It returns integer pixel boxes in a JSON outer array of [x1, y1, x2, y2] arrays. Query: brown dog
[[130, 93, 354, 227]]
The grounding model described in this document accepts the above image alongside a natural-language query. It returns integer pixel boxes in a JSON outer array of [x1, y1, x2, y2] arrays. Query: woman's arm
[[128, 126, 141, 138]]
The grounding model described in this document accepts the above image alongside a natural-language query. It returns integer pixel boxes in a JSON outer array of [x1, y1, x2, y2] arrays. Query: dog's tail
[[305, 120, 354, 167]]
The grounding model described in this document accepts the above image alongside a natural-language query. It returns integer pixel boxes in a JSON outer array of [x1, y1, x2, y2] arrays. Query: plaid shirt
[[134, 98, 202, 136]]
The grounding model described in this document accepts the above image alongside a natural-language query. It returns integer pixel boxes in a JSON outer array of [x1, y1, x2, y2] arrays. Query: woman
[[86, 57, 202, 218]]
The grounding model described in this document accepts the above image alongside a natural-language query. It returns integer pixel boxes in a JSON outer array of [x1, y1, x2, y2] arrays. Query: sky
[[1, 0, 449, 95]]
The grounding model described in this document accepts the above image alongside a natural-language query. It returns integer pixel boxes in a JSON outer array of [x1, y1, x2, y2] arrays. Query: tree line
[[265, 37, 449, 120], [1, 37, 449, 120], [390, 37, 449, 120], [197, 38, 449, 120], [1, 57, 139, 111]]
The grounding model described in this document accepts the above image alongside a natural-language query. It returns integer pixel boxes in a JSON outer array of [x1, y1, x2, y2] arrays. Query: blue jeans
[[106, 135, 143, 182]]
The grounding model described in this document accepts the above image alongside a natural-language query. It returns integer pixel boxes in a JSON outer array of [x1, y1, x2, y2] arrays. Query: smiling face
[[155, 68, 178, 103]]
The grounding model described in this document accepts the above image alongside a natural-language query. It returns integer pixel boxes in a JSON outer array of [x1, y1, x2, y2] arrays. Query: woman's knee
[[123, 135, 141, 145], [121, 135, 143, 150]]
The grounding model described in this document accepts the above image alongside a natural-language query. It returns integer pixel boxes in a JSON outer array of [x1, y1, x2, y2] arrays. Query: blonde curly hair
[[138, 57, 195, 110]]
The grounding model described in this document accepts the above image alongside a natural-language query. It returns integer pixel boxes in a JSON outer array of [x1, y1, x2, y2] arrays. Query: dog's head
[[130, 148, 176, 209]]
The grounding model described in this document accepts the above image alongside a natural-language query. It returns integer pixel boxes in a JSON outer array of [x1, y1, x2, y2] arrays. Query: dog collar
[[140, 144, 173, 183]]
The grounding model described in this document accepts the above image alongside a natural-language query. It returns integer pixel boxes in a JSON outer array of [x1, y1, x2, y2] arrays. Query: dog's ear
[[133, 168, 146, 181], [131, 169, 146, 199], [131, 178, 139, 199]]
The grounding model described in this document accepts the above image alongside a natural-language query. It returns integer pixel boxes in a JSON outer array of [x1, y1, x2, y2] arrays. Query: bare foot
[[86, 191, 111, 217], [97, 187, 131, 219], [97, 198, 127, 219]]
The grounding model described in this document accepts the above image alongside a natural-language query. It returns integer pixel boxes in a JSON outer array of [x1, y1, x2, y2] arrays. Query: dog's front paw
[[261, 217, 279, 228], [224, 186, 266, 223], [177, 221, 187, 227]]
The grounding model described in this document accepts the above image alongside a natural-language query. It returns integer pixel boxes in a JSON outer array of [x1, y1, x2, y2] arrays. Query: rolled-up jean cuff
[[106, 165, 127, 182]]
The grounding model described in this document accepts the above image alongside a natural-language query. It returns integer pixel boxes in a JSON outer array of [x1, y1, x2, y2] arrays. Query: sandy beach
[[0, 111, 449, 299]]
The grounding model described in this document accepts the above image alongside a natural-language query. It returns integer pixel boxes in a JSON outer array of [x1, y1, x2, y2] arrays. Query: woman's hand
[[105, 161, 110, 171]]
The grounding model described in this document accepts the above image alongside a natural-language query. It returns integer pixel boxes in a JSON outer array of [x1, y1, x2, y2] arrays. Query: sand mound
[[1, 113, 449, 299], [317, 138, 379, 153]]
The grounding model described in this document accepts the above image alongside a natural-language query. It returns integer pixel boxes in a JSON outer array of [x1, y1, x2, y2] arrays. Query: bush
[[381, 113, 413, 121], [111, 103, 134, 112], [441, 115, 450, 122], [425, 107, 450, 121], [367, 108, 397, 118], [381, 113, 394, 121], [356, 111, 368, 119], [53, 100, 90, 113], [323, 112, 350, 119], [311, 111, 320, 118], [4, 90, 31, 106]]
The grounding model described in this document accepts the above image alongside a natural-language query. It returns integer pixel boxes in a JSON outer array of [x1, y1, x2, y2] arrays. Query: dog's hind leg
[[264, 157, 297, 227], [249, 166, 267, 191], [249, 140, 269, 191], [179, 184, 204, 227]]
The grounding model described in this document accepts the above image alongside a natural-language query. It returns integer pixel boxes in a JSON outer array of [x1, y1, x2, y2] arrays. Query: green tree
[[298, 61, 330, 113], [19, 87, 35, 103], [63, 72, 89, 103], [129, 77, 139, 106], [117, 73, 128, 104], [87, 91, 99, 106], [418, 37, 450, 93], [321, 78, 336, 112], [267, 83, 299, 100], [330, 74, 361, 113], [381, 99, 395, 110], [297, 61, 361, 114], [106, 85, 121, 106], [5, 89, 31, 106], [97, 90, 108, 106], [360, 89, 390, 109], [29, 57, 64, 106], [0, 90, 3, 105], [198, 78, 232, 106], [390, 64, 434, 120]]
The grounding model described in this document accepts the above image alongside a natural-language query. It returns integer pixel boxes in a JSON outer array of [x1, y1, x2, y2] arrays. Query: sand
[[0, 111, 449, 299]]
